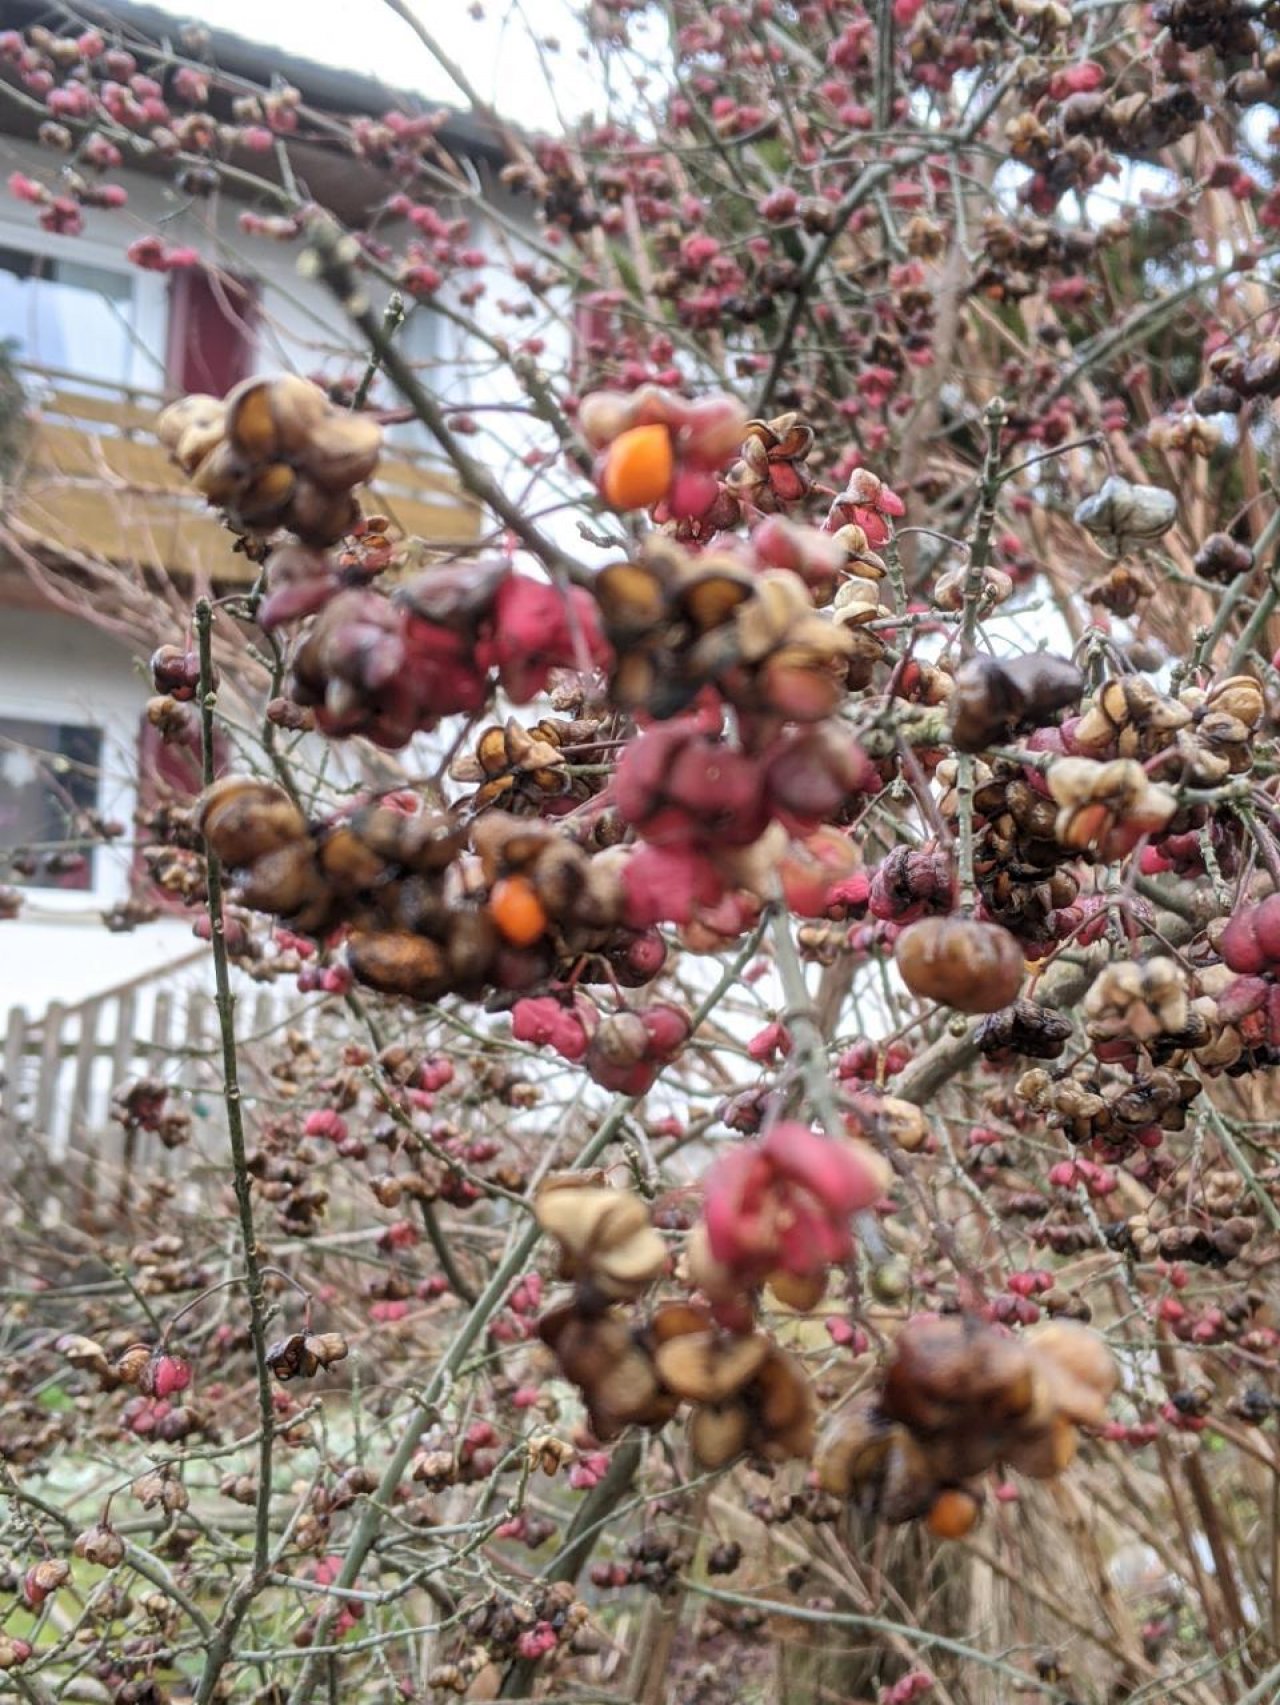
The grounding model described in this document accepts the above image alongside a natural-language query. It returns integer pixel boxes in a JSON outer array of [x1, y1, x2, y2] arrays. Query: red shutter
[[166, 268, 258, 397]]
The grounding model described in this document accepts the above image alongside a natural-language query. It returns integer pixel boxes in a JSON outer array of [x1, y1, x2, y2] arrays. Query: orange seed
[[490, 875, 549, 946], [925, 1487, 980, 1540], [600, 423, 675, 510]]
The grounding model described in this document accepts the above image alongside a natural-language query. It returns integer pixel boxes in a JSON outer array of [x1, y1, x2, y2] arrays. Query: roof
[[0, 0, 507, 165]]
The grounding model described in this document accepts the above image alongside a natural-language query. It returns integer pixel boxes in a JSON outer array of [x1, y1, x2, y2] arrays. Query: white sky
[[144, 0, 609, 130]]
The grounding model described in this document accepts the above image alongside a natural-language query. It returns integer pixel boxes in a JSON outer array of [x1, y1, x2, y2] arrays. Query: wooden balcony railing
[[6, 364, 480, 584]]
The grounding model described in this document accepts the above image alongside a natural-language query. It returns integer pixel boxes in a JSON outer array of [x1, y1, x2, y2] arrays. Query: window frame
[[0, 669, 139, 916], [0, 213, 167, 396], [0, 713, 105, 895]]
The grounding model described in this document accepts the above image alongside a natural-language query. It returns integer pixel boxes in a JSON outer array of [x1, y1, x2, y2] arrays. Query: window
[[0, 245, 137, 389], [0, 716, 103, 891]]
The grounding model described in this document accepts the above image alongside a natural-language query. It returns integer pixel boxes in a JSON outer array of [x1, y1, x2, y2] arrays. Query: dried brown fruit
[[895, 916, 1025, 1013], [949, 653, 1083, 754]]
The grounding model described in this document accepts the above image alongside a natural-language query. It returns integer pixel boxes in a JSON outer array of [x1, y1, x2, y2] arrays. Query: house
[[0, 0, 554, 1017]]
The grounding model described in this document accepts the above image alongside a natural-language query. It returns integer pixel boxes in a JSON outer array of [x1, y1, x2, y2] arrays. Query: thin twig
[[302, 218, 596, 588], [191, 597, 277, 1705]]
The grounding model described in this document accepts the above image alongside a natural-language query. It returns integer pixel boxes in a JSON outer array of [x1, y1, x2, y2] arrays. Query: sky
[[141, 0, 614, 130]]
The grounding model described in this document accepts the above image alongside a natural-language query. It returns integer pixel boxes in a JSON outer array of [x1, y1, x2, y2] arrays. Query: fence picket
[[61, 998, 102, 1165], [142, 992, 175, 1178], [2, 1005, 26, 1149], [9, 958, 303, 1197], [34, 1001, 65, 1162], [110, 990, 138, 1089]]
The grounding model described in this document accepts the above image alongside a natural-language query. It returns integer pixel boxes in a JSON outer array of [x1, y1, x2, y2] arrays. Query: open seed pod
[[540, 1302, 636, 1387], [226, 374, 329, 463], [230, 460, 296, 529], [353, 804, 465, 875], [590, 1348, 676, 1437], [157, 390, 221, 454], [286, 478, 361, 546], [1046, 756, 1177, 856], [1002, 1414, 1080, 1480], [163, 374, 382, 546], [316, 824, 392, 896], [847, 1092, 930, 1153], [653, 1327, 771, 1404], [681, 1343, 815, 1468], [751, 1347, 816, 1460], [877, 1430, 941, 1524], [539, 1301, 676, 1438], [303, 411, 383, 492], [265, 1332, 321, 1381], [1084, 957, 1189, 1043], [765, 1268, 829, 1310], [534, 1179, 667, 1300], [730, 571, 817, 663], [689, 1402, 752, 1468], [160, 393, 226, 475], [1073, 676, 1190, 759], [186, 437, 249, 509], [675, 557, 757, 634], [1025, 1320, 1118, 1427], [235, 841, 330, 925], [593, 557, 670, 640]]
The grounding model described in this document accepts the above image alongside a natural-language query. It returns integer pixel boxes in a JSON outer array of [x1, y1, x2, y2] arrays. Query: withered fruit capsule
[[539, 1302, 676, 1438], [653, 1329, 771, 1404], [689, 1402, 751, 1469], [1193, 532, 1254, 584], [974, 1000, 1073, 1061], [1024, 1320, 1118, 1427], [347, 929, 450, 1001], [949, 652, 1082, 754], [814, 1395, 895, 1497], [195, 777, 307, 868], [226, 373, 329, 461], [73, 1524, 126, 1568], [883, 1317, 1037, 1435], [894, 915, 1025, 1013], [159, 374, 382, 547]]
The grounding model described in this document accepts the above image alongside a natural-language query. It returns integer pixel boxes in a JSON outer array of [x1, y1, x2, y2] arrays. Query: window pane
[[0, 717, 102, 891], [0, 246, 136, 388]]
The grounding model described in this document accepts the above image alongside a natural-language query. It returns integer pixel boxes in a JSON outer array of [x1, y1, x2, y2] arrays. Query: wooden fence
[[1, 953, 316, 1199]]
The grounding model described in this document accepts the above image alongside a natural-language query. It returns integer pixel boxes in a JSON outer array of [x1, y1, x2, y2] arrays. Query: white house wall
[[0, 608, 194, 1011]]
